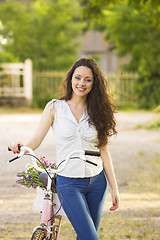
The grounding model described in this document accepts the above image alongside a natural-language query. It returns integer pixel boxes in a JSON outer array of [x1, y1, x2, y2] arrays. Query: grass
[[144, 118, 160, 130], [117, 105, 147, 112], [97, 152, 160, 240], [100, 214, 160, 240], [126, 153, 160, 193], [135, 114, 160, 131], [0, 106, 42, 115]]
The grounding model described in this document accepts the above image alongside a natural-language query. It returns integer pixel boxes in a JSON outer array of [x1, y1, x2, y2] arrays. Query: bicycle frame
[[32, 187, 62, 240], [31, 175, 62, 240]]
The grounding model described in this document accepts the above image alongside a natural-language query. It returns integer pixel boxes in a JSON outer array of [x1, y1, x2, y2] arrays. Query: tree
[[0, 0, 84, 70], [104, 3, 160, 108], [79, 0, 160, 108]]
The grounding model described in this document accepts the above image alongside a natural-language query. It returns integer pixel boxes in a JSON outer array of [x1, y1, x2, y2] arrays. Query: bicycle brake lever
[[8, 146, 25, 163]]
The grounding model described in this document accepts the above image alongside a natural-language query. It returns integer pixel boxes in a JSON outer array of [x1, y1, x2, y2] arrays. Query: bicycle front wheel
[[31, 229, 46, 240]]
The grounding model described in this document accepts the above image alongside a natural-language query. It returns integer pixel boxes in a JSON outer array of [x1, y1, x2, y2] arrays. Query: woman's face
[[71, 66, 93, 98]]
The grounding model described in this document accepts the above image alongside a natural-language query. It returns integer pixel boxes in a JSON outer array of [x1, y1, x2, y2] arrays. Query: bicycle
[[8, 146, 101, 240]]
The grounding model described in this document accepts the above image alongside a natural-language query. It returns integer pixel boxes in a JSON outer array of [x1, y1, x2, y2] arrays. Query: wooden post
[[24, 59, 32, 105]]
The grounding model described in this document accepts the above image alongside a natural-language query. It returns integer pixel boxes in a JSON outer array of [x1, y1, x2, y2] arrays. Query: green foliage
[[32, 71, 65, 108], [136, 74, 160, 109], [32, 93, 54, 109], [145, 118, 160, 130], [79, 0, 159, 20], [103, 3, 160, 108], [154, 105, 160, 113], [0, 0, 84, 70], [79, 0, 160, 109]]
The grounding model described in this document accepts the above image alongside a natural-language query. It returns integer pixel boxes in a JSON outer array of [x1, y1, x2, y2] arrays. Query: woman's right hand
[[8, 142, 23, 154]]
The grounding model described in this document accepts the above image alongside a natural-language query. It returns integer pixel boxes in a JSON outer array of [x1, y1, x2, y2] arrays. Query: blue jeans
[[56, 171, 107, 240]]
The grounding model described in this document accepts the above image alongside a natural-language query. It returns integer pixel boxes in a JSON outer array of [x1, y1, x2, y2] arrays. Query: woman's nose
[[78, 79, 85, 85]]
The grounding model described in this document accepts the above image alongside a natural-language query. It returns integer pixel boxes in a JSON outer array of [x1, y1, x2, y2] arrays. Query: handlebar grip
[[84, 150, 101, 157], [8, 156, 20, 163], [8, 146, 21, 151]]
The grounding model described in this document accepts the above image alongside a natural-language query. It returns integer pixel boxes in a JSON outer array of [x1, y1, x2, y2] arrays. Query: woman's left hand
[[109, 189, 120, 211]]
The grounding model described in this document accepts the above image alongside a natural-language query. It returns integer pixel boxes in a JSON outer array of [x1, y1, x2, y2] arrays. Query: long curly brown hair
[[59, 57, 117, 147]]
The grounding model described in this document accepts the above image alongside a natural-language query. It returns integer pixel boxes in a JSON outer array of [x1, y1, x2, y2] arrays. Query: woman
[[9, 58, 120, 240]]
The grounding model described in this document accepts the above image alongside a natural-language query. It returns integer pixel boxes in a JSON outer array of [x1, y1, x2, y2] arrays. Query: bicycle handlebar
[[8, 146, 101, 173], [84, 150, 100, 157]]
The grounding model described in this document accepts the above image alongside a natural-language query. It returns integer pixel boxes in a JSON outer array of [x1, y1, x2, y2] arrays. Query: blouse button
[[77, 126, 80, 131]]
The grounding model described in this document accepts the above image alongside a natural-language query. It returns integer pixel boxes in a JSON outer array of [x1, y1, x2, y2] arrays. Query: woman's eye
[[86, 79, 92, 82], [75, 76, 80, 80]]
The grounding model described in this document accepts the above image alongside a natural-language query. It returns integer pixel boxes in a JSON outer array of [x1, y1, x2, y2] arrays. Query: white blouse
[[48, 99, 103, 178]]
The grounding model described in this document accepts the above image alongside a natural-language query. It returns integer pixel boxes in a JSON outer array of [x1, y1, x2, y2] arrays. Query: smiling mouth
[[77, 87, 86, 92]]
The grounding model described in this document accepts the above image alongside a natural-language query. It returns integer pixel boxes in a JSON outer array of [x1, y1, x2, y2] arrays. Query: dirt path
[[0, 111, 160, 239]]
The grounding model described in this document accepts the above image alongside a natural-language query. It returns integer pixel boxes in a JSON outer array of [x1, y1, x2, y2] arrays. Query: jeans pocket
[[95, 171, 107, 187], [98, 170, 105, 179]]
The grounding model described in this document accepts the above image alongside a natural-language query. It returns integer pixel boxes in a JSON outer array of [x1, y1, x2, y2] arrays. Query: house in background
[[78, 30, 129, 74]]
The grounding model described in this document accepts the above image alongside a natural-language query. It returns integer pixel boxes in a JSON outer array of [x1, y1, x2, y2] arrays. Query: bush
[[136, 74, 160, 109]]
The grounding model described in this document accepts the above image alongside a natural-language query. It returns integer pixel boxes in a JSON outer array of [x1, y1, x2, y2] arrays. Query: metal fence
[[108, 73, 138, 106], [33, 71, 138, 107], [0, 60, 138, 107], [33, 71, 65, 97]]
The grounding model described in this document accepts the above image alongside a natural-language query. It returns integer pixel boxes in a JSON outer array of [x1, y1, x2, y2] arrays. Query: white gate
[[0, 59, 32, 105]]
